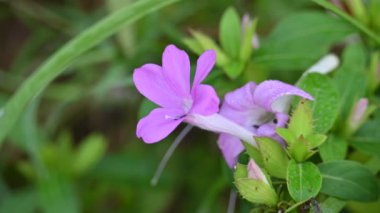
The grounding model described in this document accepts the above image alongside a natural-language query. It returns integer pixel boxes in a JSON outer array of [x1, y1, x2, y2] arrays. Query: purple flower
[[134, 44, 256, 145], [218, 81, 313, 168], [133, 44, 219, 143]]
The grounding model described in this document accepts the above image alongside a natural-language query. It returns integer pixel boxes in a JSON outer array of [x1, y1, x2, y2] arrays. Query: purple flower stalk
[[133, 44, 256, 145], [218, 81, 313, 167]]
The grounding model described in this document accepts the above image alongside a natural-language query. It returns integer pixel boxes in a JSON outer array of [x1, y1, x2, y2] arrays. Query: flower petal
[[133, 64, 182, 108], [137, 108, 184, 143], [190, 84, 220, 116], [221, 82, 270, 126], [253, 80, 313, 113], [162, 44, 191, 97], [192, 50, 216, 88], [217, 134, 244, 168], [224, 82, 256, 111]]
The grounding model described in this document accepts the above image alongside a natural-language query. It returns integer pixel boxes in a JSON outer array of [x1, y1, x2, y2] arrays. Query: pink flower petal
[[133, 64, 182, 108], [192, 50, 216, 89], [217, 134, 245, 168], [137, 108, 184, 144], [190, 84, 220, 116], [253, 80, 313, 113], [162, 44, 191, 97]]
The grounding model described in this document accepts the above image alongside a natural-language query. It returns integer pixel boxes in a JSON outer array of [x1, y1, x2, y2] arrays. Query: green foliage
[[253, 12, 355, 71], [350, 110, 380, 158], [287, 160, 322, 202], [319, 160, 380, 202], [319, 135, 347, 162], [333, 43, 368, 130]]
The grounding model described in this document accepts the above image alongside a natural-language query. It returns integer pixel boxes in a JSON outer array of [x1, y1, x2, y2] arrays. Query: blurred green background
[[0, 0, 342, 212]]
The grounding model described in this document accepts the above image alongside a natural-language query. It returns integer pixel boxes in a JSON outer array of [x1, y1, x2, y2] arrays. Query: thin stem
[[227, 189, 237, 213], [285, 200, 307, 213], [313, 0, 380, 45], [150, 125, 193, 186]]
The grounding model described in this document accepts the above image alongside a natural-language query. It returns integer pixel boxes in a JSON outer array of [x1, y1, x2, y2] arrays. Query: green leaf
[[288, 100, 313, 138], [333, 43, 367, 128], [297, 73, 340, 133], [73, 134, 107, 175], [0, 0, 180, 145], [188, 30, 230, 66], [350, 110, 380, 159], [256, 137, 289, 179], [235, 179, 278, 206], [219, 7, 241, 58], [287, 160, 322, 202], [319, 160, 380, 202], [319, 197, 346, 213], [319, 135, 347, 162], [253, 12, 355, 71]]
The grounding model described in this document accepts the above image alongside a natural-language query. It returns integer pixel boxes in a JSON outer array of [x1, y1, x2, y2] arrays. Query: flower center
[[182, 98, 193, 113]]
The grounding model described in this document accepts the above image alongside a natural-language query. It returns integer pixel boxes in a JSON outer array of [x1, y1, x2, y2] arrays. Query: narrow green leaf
[[319, 135, 347, 162], [256, 137, 289, 179], [319, 160, 380, 202], [0, 0, 180, 145], [297, 73, 340, 133], [287, 160, 322, 202], [219, 7, 241, 58], [312, 0, 380, 45]]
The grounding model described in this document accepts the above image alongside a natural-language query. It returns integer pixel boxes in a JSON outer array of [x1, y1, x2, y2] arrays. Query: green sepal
[[276, 127, 297, 145], [243, 142, 264, 167], [256, 137, 289, 179], [234, 163, 248, 179], [306, 133, 327, 149], [288, 100, 313, 138], [235, 179, 278, 207], [287, 137, 310, 162]]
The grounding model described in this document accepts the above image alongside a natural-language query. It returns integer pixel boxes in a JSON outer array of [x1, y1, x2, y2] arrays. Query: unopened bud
[[247, 159, 269, 185]]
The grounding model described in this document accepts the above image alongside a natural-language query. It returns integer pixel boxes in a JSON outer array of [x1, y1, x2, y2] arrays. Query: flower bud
[[247, 159, 269, 185]]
